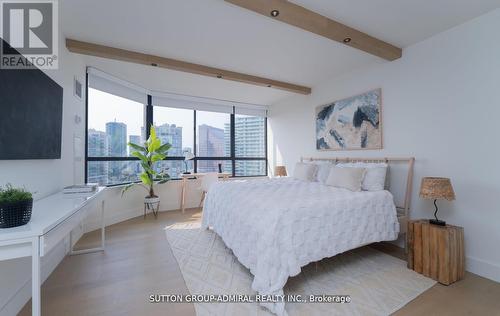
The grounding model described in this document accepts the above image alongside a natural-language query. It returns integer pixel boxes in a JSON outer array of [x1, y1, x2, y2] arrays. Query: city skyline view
[[87, 88, 266, 185]]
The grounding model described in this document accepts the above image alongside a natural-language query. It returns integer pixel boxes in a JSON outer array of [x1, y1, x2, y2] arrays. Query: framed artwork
[[315, 88, 382, 150]]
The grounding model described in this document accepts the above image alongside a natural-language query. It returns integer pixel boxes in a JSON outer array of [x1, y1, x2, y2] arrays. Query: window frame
[[85, 75, 268, 186]]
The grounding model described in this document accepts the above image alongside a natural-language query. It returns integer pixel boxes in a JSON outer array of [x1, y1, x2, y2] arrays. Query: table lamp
[[183, 152, 195, 174], [274, 166, 287, 177], [419, 177, 455, 226]]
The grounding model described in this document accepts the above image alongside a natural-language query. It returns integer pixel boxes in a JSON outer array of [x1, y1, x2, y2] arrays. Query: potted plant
[[0, 184, 33, 228], [122, 126, 171, 206]]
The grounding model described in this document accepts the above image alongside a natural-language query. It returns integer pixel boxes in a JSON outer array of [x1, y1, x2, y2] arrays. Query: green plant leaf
[[157, 143, 171, 153], [155, 173, 170, 184], [0, 184, 32, 204], [131, 151, 148, 163], [140, 161, 154, 174], [127, 142, 146, 152], [127, 125, 173, 187], [150, 138, 161, 152], [121, 183, 135, 197], [151, 153, 166, 162], [147, 126, 159, 152], [140, 172, 152, 185]]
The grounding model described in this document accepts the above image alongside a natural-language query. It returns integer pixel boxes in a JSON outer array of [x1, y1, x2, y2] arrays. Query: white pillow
[[325, 167, 366, 191], [337, 162, 388, 191], [316, 163, 332, 183], [293, 162, 317, 181], [304, 161, 332, 183]]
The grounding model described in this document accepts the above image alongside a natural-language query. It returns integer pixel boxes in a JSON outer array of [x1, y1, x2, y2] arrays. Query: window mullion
[[193, 110, 197, 173], [84, 71, 89, 183], [146, 95, 153, 139], [230, 109, 235, 177]]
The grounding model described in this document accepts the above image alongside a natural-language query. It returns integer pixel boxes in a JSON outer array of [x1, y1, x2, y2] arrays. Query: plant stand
[[144, 197, 160, 219]]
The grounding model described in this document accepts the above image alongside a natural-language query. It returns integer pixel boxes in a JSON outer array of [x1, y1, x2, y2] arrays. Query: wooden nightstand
[[407, 219, 465, 285]]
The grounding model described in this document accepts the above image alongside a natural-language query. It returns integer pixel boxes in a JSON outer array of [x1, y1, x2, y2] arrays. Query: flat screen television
[[0, 38, 63, 159]]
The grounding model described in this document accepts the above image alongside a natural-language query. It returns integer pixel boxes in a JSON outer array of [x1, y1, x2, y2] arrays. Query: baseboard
[[84, 207, 142, 233], [83, 206, 186, 233], [466, 256, 500, 283]]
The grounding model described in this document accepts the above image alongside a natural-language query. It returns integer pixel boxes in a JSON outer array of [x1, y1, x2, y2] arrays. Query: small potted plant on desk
[[122, 126, 171, 218], [0, 184, 33, 228]]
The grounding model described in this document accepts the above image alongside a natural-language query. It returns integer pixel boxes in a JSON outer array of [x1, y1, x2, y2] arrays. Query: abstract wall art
[[315, 89, 382, 150]]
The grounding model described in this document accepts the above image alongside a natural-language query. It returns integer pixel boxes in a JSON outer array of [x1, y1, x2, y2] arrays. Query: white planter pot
[[144, 196, 160, 204]]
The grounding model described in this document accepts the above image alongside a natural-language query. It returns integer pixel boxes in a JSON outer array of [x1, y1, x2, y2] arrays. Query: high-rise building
[[233, 116, 266, 176], [199, 124, 224, 156], [88, 129, 107, 157], [155, 123, 182, 156], [87, 129, 108, 184], [106, 121, 127, 182], [224, 122, 231, 159], [128, 135, 142, 175], [198, 124, 225, 172], [106, 121, 127, 156], [154, 123, 183, 177]]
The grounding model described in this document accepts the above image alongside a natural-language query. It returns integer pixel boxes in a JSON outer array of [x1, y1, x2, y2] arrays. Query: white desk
[[180, 173, 230, 213], [0, 187, 106, 316]]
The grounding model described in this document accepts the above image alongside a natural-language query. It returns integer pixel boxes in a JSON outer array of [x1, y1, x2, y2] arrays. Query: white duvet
[[201, 177, 399, 315]]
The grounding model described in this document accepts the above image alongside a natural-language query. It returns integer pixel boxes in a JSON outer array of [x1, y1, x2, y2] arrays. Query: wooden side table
[[407, 219, 465, 285]]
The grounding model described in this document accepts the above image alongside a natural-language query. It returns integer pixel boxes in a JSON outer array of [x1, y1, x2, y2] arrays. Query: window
[[195, 110, 232, 174], [234, 114, 266, 176], [86, 88, 145, 185], [153, 107, 194, 178], [235, 160, 266, 177], [235, 115, 266, 158], [86, 73, 268, 185], [196, 111, 231, 157]]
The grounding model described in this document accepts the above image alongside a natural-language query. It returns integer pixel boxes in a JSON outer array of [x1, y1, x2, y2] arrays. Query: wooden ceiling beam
[[66, 38, 311, 95], [224, 0, 402, 61]]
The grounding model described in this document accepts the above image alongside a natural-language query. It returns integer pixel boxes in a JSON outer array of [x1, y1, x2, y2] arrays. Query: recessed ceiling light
[[343, 37, 352, 43], [270, 10, 279, 17]]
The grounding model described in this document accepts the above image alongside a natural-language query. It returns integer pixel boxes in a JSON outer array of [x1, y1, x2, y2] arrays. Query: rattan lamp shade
[[274, 166, 287, 177], [419, 177, 455, 201]]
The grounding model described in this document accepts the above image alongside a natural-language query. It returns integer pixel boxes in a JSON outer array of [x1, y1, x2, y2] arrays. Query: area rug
[[165, 222, 435, 316]]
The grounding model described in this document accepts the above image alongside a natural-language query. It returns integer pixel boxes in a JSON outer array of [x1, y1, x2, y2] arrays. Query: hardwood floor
[[19, 209, 500, 316]]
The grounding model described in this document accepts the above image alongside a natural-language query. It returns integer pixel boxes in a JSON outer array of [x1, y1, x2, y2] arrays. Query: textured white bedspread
[[201, 177, 399, 315]]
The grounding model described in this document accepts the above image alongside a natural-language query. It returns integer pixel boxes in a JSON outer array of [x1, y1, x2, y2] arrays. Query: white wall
[[0, 30, 87, 314], [268, 9, 500, 283], [82, 180, 205, 232]]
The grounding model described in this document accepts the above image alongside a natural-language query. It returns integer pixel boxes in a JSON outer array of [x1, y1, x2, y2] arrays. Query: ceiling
[[61, 0, 500, 105]]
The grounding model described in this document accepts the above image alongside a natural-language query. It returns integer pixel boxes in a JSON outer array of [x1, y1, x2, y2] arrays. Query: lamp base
[[429, 219, 446, 226]]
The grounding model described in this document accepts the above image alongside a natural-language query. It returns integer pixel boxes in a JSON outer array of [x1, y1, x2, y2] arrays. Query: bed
[[201, 157, 415, 315]]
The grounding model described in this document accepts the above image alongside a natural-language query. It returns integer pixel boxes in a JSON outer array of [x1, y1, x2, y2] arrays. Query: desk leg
[[32, 237, 41, 316], [181, 178, 187, 213], [70, 200, 105, 256], [100, 200, 105, 250]]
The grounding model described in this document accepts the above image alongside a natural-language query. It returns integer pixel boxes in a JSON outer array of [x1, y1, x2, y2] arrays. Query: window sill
[[103, 175, 269, 188]]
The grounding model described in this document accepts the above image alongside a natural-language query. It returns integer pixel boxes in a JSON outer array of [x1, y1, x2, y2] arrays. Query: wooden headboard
[[300, 157, 415, 221]]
